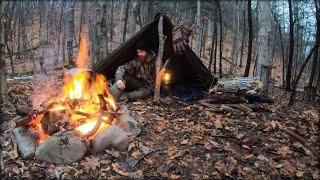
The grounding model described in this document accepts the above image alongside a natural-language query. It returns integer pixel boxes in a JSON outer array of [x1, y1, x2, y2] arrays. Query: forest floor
[[0, 75, 319, 179]]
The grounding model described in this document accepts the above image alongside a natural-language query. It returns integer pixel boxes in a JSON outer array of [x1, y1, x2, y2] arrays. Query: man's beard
[[139, 55, 149, 62]]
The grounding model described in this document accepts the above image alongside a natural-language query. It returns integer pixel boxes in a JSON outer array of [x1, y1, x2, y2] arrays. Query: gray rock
[[35, 133, 87, 164], [116, 105, 141, 137], [91, 125, 129, 153], [11, 127, 36, 159]]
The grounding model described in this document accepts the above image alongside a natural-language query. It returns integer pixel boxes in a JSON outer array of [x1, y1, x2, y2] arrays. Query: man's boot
[[109, 84, 124, 101]]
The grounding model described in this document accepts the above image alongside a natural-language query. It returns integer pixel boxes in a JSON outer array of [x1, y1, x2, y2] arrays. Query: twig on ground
[[133, 147, 167, 168]]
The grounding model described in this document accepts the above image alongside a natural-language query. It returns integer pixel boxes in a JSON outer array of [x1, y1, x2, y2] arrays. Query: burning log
[[78, 112, 104, 139], [41, 111, 68, 135]]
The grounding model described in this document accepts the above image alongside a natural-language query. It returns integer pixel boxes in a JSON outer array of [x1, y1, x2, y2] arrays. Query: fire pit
[[9, 35, 141, 164]]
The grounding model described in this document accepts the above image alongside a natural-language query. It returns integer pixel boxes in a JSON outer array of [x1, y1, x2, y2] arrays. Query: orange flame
[[76, 32, 89, 68]]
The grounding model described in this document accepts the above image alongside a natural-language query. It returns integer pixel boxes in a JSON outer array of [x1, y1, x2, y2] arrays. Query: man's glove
[[172, 25, 193, 55]]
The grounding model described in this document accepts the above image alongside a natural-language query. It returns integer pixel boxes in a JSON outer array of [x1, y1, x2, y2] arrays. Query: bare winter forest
[[0, 0, 319, 179]]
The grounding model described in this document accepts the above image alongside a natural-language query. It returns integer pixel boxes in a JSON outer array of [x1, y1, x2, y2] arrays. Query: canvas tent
[[94, 14, 214, 100]]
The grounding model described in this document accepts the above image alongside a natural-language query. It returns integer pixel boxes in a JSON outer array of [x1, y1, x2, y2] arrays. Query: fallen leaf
[[214, 160, 227, 173], [82, 156, 100, 172], [168, 147, 183, 160], [131, 151, 142, 159], [243, 167, 251, 173], [236, 132, 246, 139], [111, 162, 130, 176], [144, 157, 154, 165], [296, 170, 304, 177], [282, 160, 296, 174], [278, 146, 291, 156], [214, 119, 223, 129]]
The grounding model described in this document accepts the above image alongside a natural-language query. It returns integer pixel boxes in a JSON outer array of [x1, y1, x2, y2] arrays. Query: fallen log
[[204, 93, 248, 104], [214, 77, 263, 93], [243, 93, 274, 103]]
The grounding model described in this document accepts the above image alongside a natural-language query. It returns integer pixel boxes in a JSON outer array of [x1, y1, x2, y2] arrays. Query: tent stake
[[154, 15, 166, 100]]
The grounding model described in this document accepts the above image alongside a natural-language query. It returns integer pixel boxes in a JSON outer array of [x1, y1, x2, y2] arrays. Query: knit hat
[[136, 39, 153, 53]]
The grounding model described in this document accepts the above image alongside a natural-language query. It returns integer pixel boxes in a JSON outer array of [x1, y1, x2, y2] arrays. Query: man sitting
[[110, 39, 156, 101]]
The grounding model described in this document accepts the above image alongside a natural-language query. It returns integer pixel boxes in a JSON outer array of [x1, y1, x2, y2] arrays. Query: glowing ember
[[29, 33, 117, 144], [28, 114, 49, 144]]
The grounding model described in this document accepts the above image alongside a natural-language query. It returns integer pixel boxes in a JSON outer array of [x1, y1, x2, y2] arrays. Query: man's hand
[[116, 80, 126, 90]]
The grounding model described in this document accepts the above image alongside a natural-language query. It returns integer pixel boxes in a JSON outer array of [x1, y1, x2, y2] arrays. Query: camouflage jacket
[[115, 52, 156, 86]]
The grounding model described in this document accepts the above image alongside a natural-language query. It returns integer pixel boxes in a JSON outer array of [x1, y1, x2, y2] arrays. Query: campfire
[[9, 34, 141, 164], [28, 69, 117, 143]]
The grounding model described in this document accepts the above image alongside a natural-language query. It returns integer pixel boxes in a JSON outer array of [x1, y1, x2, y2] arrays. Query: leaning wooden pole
[[154, 15, 166, 100]]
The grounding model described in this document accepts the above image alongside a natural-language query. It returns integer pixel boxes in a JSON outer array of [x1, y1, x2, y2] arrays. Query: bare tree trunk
[[194, 0, 201, 58], [208, 18, 216, 72], [66, 2, 75, 67], [109, 0, 114, 50], [289, 2, 320, 105], [229, 1, 240, 75], [129, 0, 137, 37], [200, 19, 207, 59], [78, 1, 86, 44], [286, 0, 294, 90], [0, 0, 7, 103], [96, 1, 108, 62], [306, 1, 319, 100], [239, 7, 246, 68], [39, 0, 48, 73], [217, 0, 223, 78], [244, 0, 252, 77], [273, 12, 286, 87], [214, 23, 218, 74], [308, 7, 319, 88], [135, 0, 142, 30], [256, 1, 272, 94], [119, 0, 130, 45], [154, 15, 165, 100], [55, 0, 64, 66]]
